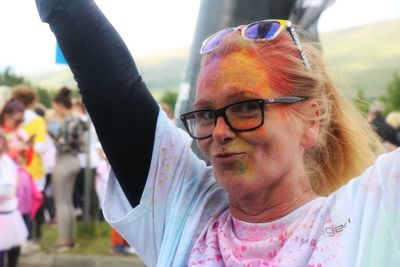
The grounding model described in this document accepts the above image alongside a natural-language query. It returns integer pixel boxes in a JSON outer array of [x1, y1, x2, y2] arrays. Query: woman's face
[[195, 52, 308, 199], [3, 112, 24, 130]]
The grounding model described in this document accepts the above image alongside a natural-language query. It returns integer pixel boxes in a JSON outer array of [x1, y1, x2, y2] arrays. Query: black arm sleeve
[[35, 0, 159, 207]]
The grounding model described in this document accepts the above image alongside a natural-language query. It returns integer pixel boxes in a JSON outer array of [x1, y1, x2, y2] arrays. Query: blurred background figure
[[72, 99, 100, 222], [34, 105, 57, 226], [12, 85, 48, 242], [385, 111, 400, 146], [367, 99, 400, 151], [51, 87, 86, 251], [0, 99, 27, 164], [0, 99, 41, 252], [0, 132, 28, 267], [94, 142, 109, 221]]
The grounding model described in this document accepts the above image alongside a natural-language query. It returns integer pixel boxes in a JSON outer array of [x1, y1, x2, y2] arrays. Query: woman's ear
[[301, 100, 320, 149]]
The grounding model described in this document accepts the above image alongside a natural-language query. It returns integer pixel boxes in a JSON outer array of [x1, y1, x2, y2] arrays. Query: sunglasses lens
[[201, 28, 234, 54], [244, 21, 281, 40]]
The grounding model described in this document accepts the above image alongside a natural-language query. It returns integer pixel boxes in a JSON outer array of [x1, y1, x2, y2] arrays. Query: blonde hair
[[201, 29, 383, 195], [386, 111, 400, 129]]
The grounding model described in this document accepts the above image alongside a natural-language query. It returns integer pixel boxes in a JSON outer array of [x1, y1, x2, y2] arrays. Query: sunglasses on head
[[200, 19, 311, 71]]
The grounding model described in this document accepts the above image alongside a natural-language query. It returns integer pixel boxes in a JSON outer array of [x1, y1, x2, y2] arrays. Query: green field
[[40, 221, 114, 255]]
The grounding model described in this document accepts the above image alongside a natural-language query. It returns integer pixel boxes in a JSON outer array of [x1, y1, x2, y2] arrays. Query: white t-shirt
[[0, 154, 18, 212], [103, 111, 400, 267]]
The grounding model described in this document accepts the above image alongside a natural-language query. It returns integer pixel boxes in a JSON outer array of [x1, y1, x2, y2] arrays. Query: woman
[[0, 99, 28, 164], [12, 86, 48, 241], [51, 87, 86, 251], [36, 0, 399, 266], [1, 99, 43, 256], [0, 133, 28, 267], [0, 101, 30, 267]]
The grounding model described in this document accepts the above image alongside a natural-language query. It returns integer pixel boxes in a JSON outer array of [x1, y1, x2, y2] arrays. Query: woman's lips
[[212, 152, 246, 164]]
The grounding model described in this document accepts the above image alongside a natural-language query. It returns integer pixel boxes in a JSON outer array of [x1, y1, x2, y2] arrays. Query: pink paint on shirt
[[189, 197, 330, 266]]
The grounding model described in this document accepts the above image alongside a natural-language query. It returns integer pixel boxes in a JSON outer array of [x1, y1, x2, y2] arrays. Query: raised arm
[[35, 0, 159, 207]]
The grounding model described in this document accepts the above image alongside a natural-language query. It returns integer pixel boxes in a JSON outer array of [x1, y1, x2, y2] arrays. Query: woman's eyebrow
[[192, 91, 260, 109], [192, 99, 211, 109]]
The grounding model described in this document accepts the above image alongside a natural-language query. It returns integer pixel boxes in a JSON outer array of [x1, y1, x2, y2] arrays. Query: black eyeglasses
[[180, 96, 307, 139]]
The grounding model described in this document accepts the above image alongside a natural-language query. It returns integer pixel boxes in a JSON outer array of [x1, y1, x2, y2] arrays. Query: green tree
[[0, 67, 55, 108], [381, 72, 400, 114], [37, 87, 54, 108], [161, 90, 178, 114], [0, 67, 27, 86]]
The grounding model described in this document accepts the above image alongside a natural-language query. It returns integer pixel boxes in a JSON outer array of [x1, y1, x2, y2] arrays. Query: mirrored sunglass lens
[[201, 28, 234, 53], [244, 21, 281, 40]]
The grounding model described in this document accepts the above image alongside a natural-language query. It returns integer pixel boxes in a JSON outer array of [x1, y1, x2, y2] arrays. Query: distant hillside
[[135, 48, 188, 93], [320, 18, 400, 98], [28, 18, 400, 99], [28, 47, 189, 99]]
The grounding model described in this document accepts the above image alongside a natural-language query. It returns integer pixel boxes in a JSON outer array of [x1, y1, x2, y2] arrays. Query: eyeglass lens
[[187, 100, 263, 138]]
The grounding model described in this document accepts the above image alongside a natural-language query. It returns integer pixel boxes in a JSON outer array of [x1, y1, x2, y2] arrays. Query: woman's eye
[[196, 111, 214, 121], [232, 102, 259, 113]]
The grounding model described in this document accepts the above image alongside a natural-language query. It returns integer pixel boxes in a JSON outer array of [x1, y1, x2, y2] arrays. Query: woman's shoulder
[[330, 148, 400, 204], [372, 147, 400, 173]]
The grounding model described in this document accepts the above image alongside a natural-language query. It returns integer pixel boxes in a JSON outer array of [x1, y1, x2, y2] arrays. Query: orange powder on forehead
[[199, 33, 297, 97], [197, 50, 273, 97]]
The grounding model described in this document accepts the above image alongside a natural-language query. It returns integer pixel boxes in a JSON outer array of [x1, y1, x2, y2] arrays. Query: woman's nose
[[212, 116, 235, 143]]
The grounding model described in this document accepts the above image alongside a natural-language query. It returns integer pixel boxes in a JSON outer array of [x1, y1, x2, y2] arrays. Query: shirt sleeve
[[0, 155, 17, 201], [103, 111, 227, 266], [330, 148, 400, 265], [35, 0, 159, 207]]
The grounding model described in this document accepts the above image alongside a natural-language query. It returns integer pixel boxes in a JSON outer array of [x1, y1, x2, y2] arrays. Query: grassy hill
[[320, 18, 400, 98], [28, 47, 189, 100], [28, 18, 400, 100]]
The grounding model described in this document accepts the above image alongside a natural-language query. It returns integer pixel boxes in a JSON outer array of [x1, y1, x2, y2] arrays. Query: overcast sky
[[0, 0, 399, 75]]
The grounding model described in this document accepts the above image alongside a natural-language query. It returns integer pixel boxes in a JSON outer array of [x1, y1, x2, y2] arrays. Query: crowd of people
[[0, 85, 114, 266]]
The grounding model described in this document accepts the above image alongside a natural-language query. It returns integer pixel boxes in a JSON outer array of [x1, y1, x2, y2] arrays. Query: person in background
[[34, 105, 57, 225], [0, 132, 28, 267], [94, 142, 108, 220], [12, 85, 47, 241], [17, 164, 43, 255], [385, 111, 400, 145], [386, 111, 400, 129], [51, 87, 86, 251], [0, 99, 27, 164], [367, 100, 400, 151], [71, 99, 100, 221], [0, 99, 44, 254]]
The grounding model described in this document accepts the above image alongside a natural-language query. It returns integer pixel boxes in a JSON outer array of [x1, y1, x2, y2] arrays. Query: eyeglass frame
[[200, 19, 311, 71], [180, 96, 308, 140]]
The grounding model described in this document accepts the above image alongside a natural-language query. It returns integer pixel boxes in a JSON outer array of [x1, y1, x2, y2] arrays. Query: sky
[[0, 0, 399, 75]]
